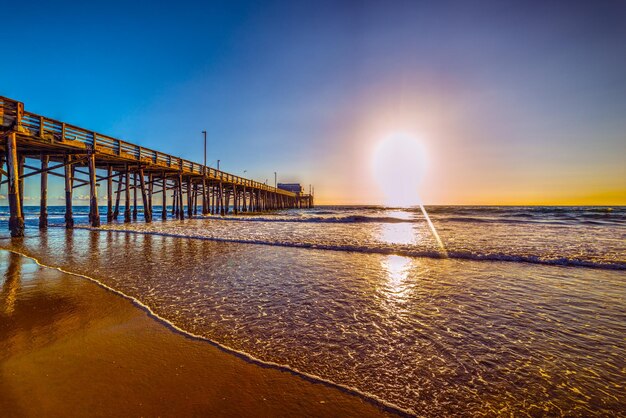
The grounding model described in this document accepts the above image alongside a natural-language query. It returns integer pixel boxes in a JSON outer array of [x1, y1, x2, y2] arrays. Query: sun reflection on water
[[383, 255, 411, 284], [378, 222, 421, 246], [381, 255, 413, 300]]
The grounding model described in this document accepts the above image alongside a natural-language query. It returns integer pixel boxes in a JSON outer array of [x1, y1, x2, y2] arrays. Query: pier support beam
[[17, 154, 24, 211], [6, 133, 24, 237], [223, 188, 229, 214], [202, 174, 208, 215], [178, 173, 185, 220], [148, 173, 153, 216], [162, 175, 167, 220], [172, 182, 178, 217], [88, 150, 100, 227], [0, 155, 4, 195], [39, 154, 48, 230], [139, 168, 151, 222], [133, 172, 138, 220], [219, 182, 225, 216], [64, 155, 74, 229], [113, 172, 122, 220], [124, 168, 131, 223], [193, 182, 199, 216], [107, 166, 113, 222], [186, 178, 193, 218]]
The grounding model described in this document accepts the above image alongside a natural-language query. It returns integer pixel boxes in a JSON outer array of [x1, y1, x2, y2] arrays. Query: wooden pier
[[0, 96, 314, 237]]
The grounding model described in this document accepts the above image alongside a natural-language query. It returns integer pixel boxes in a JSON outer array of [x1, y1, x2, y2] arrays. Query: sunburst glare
[[372, 132, 427, 207]]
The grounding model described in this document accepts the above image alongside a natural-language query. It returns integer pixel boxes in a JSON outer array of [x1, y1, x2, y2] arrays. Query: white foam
[[2, 248, 416, 417], [78, 226, 626, 271]]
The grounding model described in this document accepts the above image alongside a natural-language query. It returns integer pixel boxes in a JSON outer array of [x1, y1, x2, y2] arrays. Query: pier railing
[[0, 95, 292, 196]]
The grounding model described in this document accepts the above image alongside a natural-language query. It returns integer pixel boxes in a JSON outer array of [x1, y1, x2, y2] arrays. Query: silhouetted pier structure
[[0, 96, 313, 237]]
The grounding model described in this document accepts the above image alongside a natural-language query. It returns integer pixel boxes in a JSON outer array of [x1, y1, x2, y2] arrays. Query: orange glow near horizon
[[306, 88, 626, 207]]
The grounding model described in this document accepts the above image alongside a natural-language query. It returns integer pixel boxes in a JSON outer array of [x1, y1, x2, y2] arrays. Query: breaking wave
[[81, 226, 626, 271]]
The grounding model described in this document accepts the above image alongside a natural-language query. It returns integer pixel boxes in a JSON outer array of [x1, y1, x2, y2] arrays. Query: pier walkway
[[0, 96, 313, 237]]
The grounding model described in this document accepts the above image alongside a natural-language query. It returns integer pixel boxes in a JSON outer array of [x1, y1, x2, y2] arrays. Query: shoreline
[[0, 249, 400, 417]]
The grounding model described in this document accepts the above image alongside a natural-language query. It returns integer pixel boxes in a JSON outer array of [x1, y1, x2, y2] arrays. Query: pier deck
[[0, 96, 313, 236]]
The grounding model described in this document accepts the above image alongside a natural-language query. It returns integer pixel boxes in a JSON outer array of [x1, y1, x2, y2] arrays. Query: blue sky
[[2, 0, 625, 204]]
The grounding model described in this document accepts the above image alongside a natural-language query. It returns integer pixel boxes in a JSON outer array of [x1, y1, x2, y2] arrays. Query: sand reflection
[[1, 251, 22, 316]]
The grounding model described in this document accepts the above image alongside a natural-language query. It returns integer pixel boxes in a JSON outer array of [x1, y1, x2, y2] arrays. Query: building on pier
[[277, 183, 303, 195]]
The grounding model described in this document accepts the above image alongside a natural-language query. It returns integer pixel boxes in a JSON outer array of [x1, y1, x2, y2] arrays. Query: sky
[[1, 0, 625, 205]]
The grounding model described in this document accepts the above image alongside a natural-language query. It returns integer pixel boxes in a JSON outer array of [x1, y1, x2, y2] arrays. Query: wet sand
[[0, 250, 396, 417]]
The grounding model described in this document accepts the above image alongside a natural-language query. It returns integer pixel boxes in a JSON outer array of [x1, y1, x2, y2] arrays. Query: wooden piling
[[178, 173, 185, 220], [124, 167, 131, 223], [39, 154, 48, 229], [148, 173, 153, 215], [138, 168, 151, 222], [88, 149, 100, 227], [0, 155, 4, 194], [6, 132, 24, 237], [172, 178, 178, 217], [107, 166, 113, 222], [162, 175, 167, 220], [225, 188, 231, 214], [186, 179, 191, 217], [219, 181, 225, 216], [133, 172, 138, 220], [64, 155, 74, 229], [193, 182, 199, 216], [202, 174, 208, 215], [18, 154, 24, 210], [113, 172, 122, 220]]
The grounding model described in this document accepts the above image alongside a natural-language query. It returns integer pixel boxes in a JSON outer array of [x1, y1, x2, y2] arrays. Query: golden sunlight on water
[[381, 255, 412, 297], [378, 223, 417, 246]]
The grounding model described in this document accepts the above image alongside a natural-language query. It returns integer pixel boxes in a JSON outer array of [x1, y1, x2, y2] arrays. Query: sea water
[[1, 206, 624, 415]]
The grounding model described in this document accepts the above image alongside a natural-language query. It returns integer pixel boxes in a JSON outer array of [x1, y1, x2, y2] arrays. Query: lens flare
[[419, 203, 448, 258]]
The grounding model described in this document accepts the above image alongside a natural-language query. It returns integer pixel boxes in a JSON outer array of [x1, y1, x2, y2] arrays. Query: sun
[[372, 132, 428, 207]]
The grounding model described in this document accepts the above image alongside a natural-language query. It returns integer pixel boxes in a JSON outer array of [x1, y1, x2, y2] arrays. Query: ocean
[[1, 205, 625, 415]]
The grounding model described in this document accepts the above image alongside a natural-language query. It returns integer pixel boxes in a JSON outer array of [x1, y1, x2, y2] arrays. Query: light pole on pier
[[274, 172, 277, 189], [217, 159, 220, 171], [202, 130, 207, 170]]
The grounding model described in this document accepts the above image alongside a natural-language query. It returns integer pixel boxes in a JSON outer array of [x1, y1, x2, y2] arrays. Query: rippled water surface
[[1, 206, 625, 415]]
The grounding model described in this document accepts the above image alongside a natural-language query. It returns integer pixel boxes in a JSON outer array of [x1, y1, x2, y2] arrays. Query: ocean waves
[[0, 205, 624, 227], [83, 205, 626, 272], [91, 225, 626, 271], [214, 214, 416, 224], [212, 206, 626, 227]]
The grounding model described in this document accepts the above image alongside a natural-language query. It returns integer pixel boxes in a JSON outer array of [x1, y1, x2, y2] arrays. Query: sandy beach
[[0, 249, 396, 417]]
